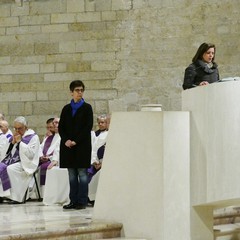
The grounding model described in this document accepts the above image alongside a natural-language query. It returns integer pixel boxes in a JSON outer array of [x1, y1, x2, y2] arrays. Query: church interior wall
[[0, 0, 239, 137]]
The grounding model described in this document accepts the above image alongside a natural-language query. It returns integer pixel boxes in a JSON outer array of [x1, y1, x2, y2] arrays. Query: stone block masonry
[[0, 0, 239, 137]]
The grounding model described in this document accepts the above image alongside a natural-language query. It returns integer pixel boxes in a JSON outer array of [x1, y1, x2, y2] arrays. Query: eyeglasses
[[14, 127, 24, 131], [74, 88, 84, 93]]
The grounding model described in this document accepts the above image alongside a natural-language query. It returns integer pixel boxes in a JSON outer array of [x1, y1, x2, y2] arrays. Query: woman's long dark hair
[[192, 42, 216, 63]]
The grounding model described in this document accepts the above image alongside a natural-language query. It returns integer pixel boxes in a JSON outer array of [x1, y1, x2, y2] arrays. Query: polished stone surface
[[93, 112, 190, 240], [93, 111, 237, 240], [0, 200, 122, 240], [182, 82, 240, 240]]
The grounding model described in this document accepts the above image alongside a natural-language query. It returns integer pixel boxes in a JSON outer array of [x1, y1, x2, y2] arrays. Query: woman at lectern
[[182, 42, 220, 90]]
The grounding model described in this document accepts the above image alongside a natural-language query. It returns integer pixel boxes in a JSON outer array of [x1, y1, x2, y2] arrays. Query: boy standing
[[59, 80, 93, 210]]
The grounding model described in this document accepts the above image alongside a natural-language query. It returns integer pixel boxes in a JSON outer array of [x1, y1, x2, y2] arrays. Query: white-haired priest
[[0, 116, 40, 204]]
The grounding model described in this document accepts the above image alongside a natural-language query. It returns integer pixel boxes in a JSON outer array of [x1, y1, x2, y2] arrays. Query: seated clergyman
[[0, 116, 40, 203], [39, 117, 60, 186], [0, 120, 13, 161]]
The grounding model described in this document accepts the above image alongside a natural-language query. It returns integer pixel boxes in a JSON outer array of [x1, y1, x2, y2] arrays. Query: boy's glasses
[[74, 88, 84, 93]]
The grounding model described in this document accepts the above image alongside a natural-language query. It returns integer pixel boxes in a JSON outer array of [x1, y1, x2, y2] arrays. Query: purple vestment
[[39, 134, 54, 185], [0, 133, 35, 191]]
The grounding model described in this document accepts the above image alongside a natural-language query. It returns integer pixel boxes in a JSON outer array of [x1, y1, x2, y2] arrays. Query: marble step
[[0, 220, 123, 240], [0, 202, 123, 240]]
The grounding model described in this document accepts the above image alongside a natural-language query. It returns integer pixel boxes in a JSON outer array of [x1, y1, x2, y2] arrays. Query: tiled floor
[[0, 200, 91, 237], [0, 200, 122, 240], [1, 199, 237, 240]]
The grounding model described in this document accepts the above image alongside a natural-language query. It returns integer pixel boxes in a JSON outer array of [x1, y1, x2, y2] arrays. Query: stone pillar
[[93, 111, 190, 240]]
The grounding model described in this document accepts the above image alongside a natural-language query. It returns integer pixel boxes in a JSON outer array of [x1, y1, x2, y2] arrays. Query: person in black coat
[[183, 42, 220, 90], [59, 80, 93, 210]]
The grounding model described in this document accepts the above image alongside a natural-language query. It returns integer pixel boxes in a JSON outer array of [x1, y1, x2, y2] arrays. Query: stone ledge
[[0, 220, 123, 240]]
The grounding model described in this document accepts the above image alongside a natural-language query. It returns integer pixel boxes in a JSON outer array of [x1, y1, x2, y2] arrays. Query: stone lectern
[[93, 111, 190, 240], [182, 81, 240, 240]]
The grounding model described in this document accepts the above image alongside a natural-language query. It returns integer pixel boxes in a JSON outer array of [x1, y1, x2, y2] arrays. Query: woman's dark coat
[[58, 102, 93, 168], [183, 60, 219, 90]]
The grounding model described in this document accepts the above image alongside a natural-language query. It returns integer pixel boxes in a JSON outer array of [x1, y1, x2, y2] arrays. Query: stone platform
[[0, 200, 122, 240]]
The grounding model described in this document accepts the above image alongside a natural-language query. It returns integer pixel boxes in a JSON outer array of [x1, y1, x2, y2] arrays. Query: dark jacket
[[183, 60, 219, 90], [58, 101, 93, 168]]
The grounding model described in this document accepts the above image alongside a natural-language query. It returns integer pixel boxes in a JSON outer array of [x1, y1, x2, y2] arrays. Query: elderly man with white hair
[[0, 120, 13, 161], [0, 116, 40, 204]]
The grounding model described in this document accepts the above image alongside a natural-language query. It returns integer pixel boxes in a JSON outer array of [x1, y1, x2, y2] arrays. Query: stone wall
[[0, 0, 239, 136]]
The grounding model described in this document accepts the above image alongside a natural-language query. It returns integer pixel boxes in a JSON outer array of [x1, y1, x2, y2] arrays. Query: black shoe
[[75, 204, 86, 210], [0, 197, 3, 203], [87, 199, 95, 207], [63, 203, 76, 209]]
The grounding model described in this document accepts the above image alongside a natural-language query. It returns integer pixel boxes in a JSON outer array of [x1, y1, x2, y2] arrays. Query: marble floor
[[1, 199, 238, 240], [0, 200, 122, 240], [0, 200, 91, 238]]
